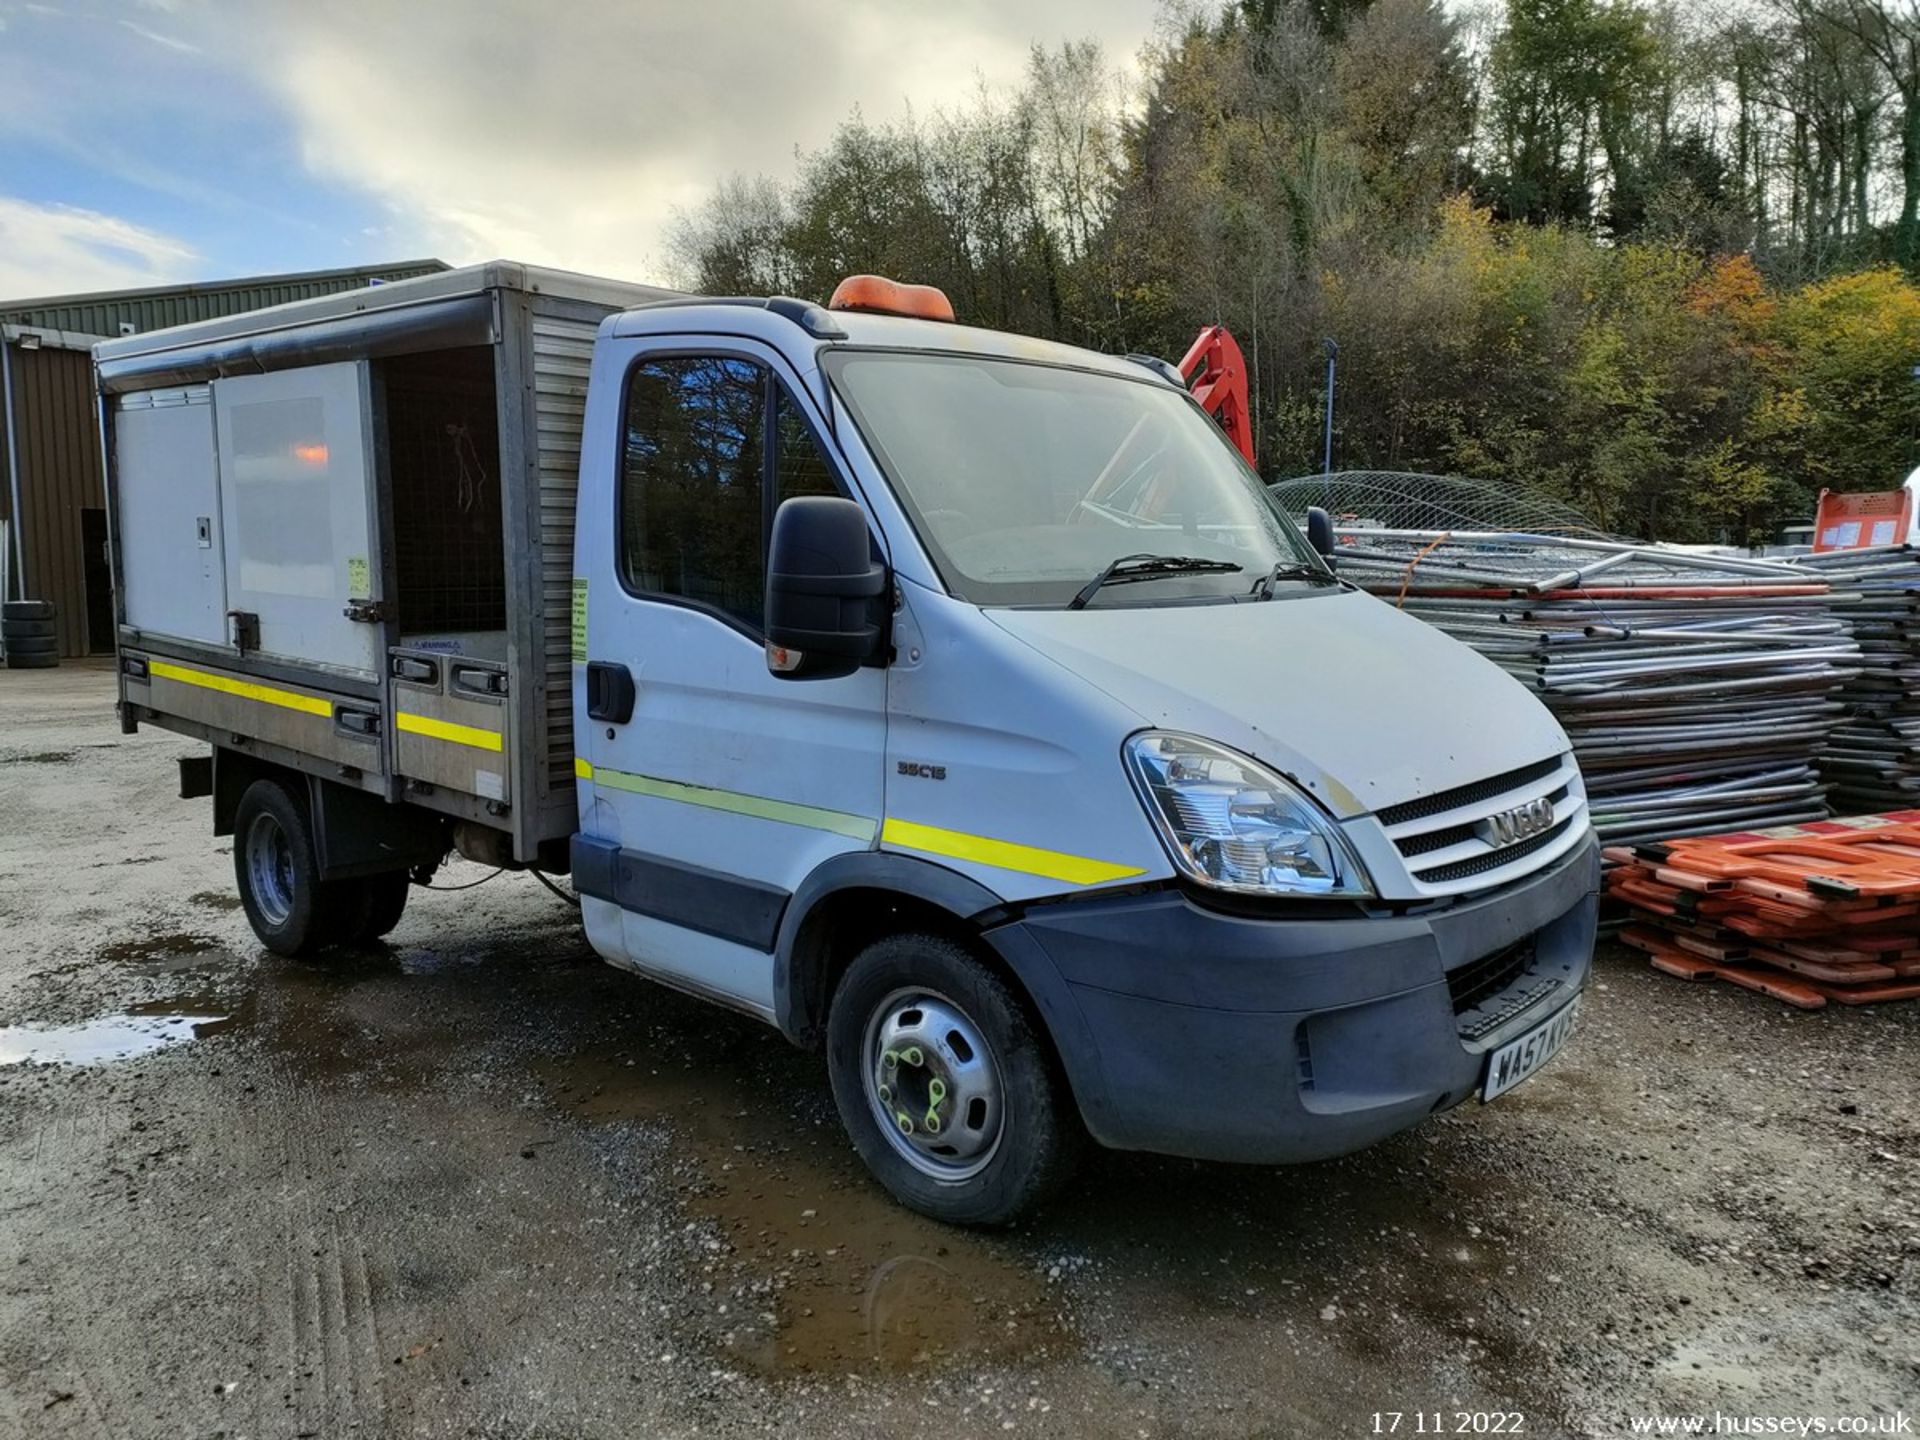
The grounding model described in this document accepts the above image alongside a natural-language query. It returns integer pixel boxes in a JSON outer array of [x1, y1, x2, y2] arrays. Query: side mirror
[[765, 495, 888, 680], [1306, 506, 1337, 564]]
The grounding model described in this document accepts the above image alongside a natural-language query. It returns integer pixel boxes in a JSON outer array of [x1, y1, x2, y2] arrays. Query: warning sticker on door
[[347, 555, 371, 600], [571, 577, 588, 661]]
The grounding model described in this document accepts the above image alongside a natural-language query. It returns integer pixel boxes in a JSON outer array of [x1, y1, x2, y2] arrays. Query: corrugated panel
[[3, 345, 105, 654], [0, 261, 447, 339], [531, 312, 598, 791]]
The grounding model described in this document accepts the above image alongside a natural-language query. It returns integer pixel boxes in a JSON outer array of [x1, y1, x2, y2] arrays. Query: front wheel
[[826, 934, 1082, 1225]]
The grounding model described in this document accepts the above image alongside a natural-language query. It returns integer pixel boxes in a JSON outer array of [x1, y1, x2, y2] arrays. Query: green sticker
[[570, 577, 588, 661], [347, 556, 370, 600]]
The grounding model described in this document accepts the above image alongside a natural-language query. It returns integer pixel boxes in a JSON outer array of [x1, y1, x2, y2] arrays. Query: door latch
[[227, 609, 259, 656], [343, 599, 392, 624], [585, 661, 635, 724]]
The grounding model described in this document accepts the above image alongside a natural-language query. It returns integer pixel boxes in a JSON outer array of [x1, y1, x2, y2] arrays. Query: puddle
[[0, 1000, 238, 1065], [4, 751, 73, 764], [97, 932, 227, 965], [535, 1044, 1070, 1376], [188, 891, 244, 913]]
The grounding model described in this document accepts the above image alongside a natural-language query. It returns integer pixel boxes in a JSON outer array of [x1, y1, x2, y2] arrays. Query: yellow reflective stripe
[[881, 817, 1145, 887], [396, 712, 503, 752], [148, 660, 333, 718], [577, 760, 876, 843], [575, 756, 594, 780]]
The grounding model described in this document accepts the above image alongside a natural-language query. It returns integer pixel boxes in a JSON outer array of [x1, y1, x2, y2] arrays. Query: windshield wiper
[[1249, 561, 1338, 600], [1069, 553, 1244, 611]]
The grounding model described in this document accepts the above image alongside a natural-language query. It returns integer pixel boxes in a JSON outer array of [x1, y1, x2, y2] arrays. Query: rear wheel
[[826, 933, 1082, 1225], [233, 779, 339, 957], [341, 869, 411, 944]]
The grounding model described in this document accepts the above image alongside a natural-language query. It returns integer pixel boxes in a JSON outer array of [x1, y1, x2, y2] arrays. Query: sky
[[0, 0, 1169, 303]]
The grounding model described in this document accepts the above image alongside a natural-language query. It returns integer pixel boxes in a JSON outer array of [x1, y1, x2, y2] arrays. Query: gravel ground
[[0, 663, 1915, 1439]]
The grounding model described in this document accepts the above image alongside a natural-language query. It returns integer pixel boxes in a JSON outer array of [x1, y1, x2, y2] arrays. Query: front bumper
[[983, 834, 1600, 1165]]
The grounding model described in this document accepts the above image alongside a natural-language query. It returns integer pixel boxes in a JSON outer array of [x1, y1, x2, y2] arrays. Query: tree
[[665, 174, 792, 295], [1480, 0, 1661, 229], [1335, 0, 1474, 216], [1825, 0, 1920, 270]]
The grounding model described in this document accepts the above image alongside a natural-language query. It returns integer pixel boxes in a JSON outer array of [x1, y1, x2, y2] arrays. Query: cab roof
[[610, 297, 1177, 388]]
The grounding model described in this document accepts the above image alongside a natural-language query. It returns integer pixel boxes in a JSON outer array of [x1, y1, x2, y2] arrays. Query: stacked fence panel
[[1316, 529, 1860, 847], [1789, 546, 1920, 813]]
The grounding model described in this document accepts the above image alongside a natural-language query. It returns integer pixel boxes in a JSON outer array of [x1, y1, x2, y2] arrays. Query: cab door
[[575, 343, 885, 1017]]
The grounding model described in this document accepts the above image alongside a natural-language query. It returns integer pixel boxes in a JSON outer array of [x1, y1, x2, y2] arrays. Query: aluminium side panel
[[530, 297, 604, 823], [496, 290, 543, 861], [498, 291, 613, 859]]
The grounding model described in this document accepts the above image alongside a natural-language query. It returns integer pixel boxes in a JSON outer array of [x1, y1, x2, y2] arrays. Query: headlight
[[1124, 732, 1373, 898]]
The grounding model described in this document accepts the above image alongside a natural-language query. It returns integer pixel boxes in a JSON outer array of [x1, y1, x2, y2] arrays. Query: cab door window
[[774, 386, 841, 506], [619, 355, 767, 629], [619, 356, 845, 634]]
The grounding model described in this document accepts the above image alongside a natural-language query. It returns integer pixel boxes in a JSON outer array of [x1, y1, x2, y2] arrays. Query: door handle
[[586, 661, 635, 724]]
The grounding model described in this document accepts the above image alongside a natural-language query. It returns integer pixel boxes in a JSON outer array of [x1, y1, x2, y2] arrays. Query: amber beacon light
[[827, 274, 955, 323]]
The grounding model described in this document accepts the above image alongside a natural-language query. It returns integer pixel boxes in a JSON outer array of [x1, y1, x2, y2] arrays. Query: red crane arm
[[1177, 325, 1254, 468]]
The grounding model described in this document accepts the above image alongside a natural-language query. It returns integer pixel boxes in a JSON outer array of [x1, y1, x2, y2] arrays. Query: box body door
[[213, 362, 382, 677], [115, 387, 227, 647]]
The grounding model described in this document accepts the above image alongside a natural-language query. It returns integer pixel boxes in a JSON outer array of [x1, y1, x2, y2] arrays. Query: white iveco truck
[[99, 263, 1596, 1223]]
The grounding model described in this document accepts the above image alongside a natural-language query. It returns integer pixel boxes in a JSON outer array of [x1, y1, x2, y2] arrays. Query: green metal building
[[1, 260, 447, 657]]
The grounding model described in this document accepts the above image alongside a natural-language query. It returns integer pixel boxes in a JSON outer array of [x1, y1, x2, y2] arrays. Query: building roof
[[0, 259, 450, 339]]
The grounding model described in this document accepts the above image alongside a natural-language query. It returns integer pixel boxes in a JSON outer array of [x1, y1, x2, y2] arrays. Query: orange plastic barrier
[[1608, 811, 1920, 1008], [1811, 488, 1911, 553]]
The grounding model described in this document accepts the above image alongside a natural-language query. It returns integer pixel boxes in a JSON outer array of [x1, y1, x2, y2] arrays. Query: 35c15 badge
[[896, 761, 947, 781]]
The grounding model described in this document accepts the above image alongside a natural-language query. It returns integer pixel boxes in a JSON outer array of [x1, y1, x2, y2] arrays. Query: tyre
[[1, 600, 53, 622], [233, 778, 343, 957], [826, 933, 1083, 1225], [340, 869, 411, 944], [3, 635, 58, 656], [3, 651, 56, 669], [0, 618, 54, 640]]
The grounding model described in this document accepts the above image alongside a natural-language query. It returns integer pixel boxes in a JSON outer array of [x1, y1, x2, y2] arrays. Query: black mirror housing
[[765, 495, 888, 680], [1306, 506, 1337, 564]]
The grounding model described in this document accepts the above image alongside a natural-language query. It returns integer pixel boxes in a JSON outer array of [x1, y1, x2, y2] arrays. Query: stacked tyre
[[2, 600, 57, 670]]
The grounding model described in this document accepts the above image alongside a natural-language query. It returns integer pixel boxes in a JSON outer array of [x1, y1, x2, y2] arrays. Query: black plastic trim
[[626, 294, 847, 339], [177, 754, 212, 800], [772, 851, 1008, 1041], [572, 835, 789, 952]]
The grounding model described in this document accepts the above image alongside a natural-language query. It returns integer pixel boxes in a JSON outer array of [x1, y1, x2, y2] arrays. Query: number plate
[[1480, 996, 1579, 1103]]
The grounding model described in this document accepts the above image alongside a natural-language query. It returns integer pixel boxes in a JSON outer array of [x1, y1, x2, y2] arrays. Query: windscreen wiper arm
[[1249, 561, 1339, 600], [1069, 553, 1245, 611]]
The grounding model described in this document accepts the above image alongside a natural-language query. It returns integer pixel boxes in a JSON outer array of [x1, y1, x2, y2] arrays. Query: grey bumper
[[983, 835, 1600, 1165]]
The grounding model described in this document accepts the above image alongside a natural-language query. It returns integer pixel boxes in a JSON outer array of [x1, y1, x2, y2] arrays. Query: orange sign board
[[1811, 488, 1910, 552]]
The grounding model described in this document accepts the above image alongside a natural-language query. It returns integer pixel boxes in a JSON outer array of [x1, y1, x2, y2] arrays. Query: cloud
[[118, 18, 199, 54], [175, 0, 1161, 284], [0, 196, 198, 299]]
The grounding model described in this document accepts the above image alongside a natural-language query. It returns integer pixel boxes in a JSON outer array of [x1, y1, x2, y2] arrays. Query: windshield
[[824, 350, 1325, 608]]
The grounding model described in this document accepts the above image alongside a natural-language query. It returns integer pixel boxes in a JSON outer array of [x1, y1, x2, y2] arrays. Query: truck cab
[[566, 279, 1597, 1221], [99, 264, 1596, 1225]]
